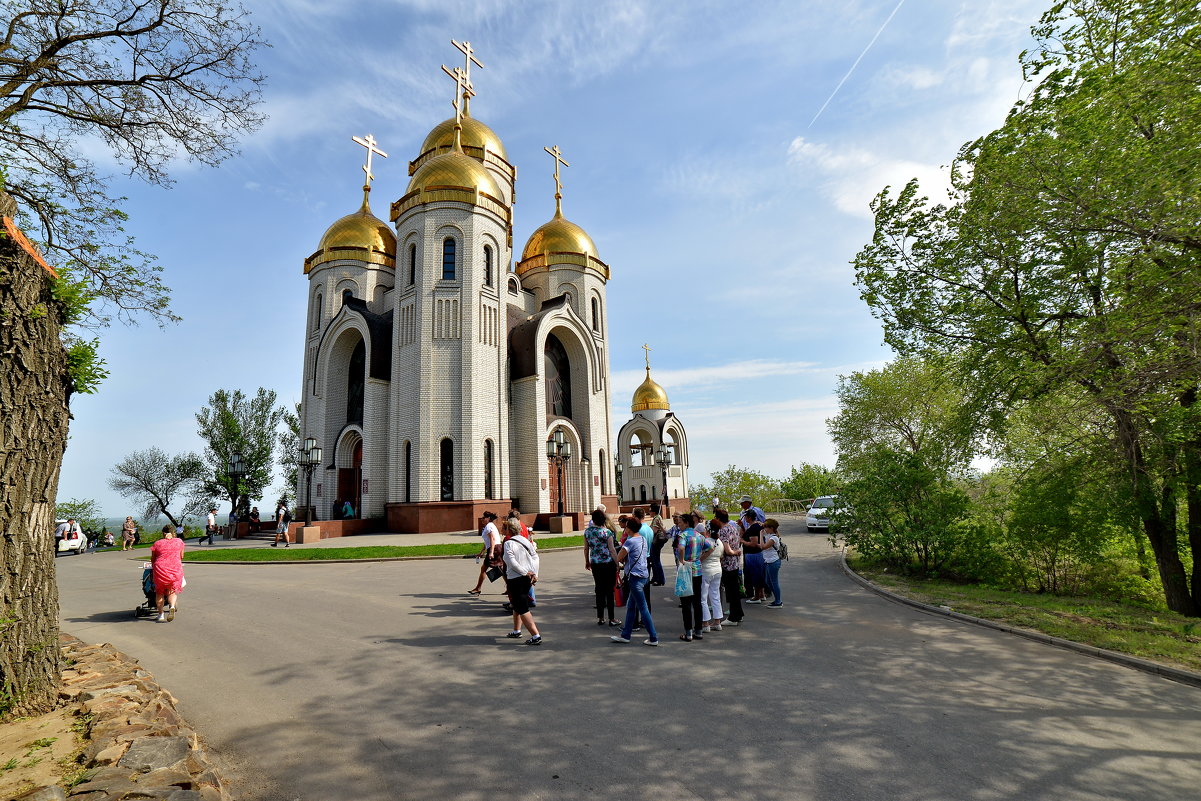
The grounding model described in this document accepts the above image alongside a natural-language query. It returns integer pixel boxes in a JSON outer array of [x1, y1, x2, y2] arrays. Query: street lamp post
[[226, 452, 246, 540], [546, 429, 573, 517], [655, 444, 671, 514], [299, 437, 322, 527]]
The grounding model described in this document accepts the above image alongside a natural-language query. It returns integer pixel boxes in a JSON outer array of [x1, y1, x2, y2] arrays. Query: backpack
[[282, 507, 293, 525], [774, 533, 789, 561]]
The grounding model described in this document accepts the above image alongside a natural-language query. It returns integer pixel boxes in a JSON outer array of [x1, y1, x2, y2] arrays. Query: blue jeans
[[766, 560, 782, 604], [621, 576, 657, 641]]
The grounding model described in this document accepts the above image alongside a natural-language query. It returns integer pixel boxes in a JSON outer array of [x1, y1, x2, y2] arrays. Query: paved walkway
[[56, 520, 1201, 801]]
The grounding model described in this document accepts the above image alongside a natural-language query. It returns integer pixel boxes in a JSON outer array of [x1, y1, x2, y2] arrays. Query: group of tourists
[[471, 495, 785, 648]]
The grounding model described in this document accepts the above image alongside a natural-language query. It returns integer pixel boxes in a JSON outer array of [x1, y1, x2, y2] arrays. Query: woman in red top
[[150, 524, 186, 622]]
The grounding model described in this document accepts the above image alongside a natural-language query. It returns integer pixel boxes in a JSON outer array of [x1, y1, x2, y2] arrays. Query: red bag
[[614, 581, 626, 607]]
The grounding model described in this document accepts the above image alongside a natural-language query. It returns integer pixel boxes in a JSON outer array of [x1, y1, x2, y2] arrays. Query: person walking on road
[[199, 507, 217, 546], [502, 525, 542, 645], [699, 520, 727, 632], [121, 516, 137, 551], [583, 508, 618, 626], [611, 516, 659, 646], [469, 511, 502, 594], [271, 502, 292, 548], [151, 524, 185, 622], [762, 518, 784, 608]]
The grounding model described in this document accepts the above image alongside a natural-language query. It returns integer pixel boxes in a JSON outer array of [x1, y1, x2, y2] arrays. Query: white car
[[55, 520, 87, 555], [805, 496, 841, 532]]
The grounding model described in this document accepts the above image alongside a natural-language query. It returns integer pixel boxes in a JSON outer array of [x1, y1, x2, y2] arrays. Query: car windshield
[[812, 497, 836, 508]]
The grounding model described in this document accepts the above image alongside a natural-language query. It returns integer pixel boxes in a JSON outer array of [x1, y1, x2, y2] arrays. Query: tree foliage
[[277, 401, 300, 507], [195, 387, 285, 513], [53, 496, 102, 533], [0, 0, 266, 325], [778, 463, 841, 502], [689, 465, 780, 513], [108, 446, 206, 527], [852, 0, 1201, 614]]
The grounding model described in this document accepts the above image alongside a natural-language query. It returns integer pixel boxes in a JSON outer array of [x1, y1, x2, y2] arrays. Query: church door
[[338, 441, 363, 518], [547, 456, 567, 515]]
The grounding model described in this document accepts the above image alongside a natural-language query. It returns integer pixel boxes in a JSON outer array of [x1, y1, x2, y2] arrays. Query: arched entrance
[[337, 431, 363, 518]]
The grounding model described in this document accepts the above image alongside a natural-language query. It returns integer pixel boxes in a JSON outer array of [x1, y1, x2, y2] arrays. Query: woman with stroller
[[150, 524, 185, 622]]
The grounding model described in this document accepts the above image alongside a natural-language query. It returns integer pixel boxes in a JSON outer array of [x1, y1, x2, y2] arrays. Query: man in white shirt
[[201, 507, 217, 545]]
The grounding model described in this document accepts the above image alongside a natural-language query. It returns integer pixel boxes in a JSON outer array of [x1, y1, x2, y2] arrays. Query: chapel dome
[[419, 115, 508, 161], [405, 148, 503, 200], [520, 211, 599, 263], [304, 194, 396, 273], [632, 368, 670, 413]]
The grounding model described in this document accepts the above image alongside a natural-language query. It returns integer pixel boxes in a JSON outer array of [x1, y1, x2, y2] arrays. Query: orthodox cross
[[544, 144, 570, 214], [351, 133, 388, 191], [451, 40, 483, 111], [440, 64, 471, 127], [642, 343, 652, 371]]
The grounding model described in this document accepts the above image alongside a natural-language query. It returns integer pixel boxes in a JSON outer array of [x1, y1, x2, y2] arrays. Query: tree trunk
[[1112, 407, 1198, 616], [0, 214, 71, 716]]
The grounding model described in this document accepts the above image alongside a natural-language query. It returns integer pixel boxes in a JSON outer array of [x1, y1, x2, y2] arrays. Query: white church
[[298, 43, 690, 533]]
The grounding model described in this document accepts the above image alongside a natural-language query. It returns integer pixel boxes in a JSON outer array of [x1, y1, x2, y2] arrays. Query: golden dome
[[520, 210, 599, 262], [406, 148, 503, 200], [632, 368, 670, 412], [304, 193, 396, 273], [420, 115, 508, 161]]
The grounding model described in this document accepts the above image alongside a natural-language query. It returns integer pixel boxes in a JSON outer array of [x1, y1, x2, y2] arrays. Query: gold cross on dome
[[351, 133, 388, 190], [440, 64, 471, 125], [544, 144, 570, 214], [452, 40, 483, 90], [642, 343, 652, 370]]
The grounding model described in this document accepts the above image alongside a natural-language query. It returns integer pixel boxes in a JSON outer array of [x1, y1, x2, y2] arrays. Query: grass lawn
[[849, 557, 1201, 673], [182, 535, 585, 562]]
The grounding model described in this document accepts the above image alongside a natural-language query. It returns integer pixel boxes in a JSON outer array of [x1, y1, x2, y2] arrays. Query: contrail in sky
[[809, 0, 908, 128]]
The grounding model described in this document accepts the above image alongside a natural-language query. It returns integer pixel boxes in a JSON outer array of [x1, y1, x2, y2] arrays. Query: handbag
[[674, 563, 694, 597], [486, 565, 504, 582]]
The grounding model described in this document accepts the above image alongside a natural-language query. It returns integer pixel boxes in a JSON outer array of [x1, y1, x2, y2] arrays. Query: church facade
[[297, 48, 619, 532]]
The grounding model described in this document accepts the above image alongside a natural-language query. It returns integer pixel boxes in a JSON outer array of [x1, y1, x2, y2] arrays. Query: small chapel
[[297, 42, 689, 533]]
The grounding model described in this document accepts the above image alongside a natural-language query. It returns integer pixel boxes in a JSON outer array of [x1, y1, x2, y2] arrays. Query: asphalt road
[[56, 522, 1201, 801]]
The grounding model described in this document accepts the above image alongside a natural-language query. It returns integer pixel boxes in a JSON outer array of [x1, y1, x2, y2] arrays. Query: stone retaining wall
[[16, 634, 234, 800]]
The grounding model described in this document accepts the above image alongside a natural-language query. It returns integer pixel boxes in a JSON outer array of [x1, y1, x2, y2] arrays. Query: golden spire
[[642, 343, 652, 372], [544, 144, 570, 217], [632, 344, 670, 412], [351, 133, 388, 208], [452, 39, 483, 116]]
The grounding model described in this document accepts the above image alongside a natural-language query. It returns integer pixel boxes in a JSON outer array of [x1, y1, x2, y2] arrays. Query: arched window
[[544, 333, 573, 419], [440, 438, 454, 501], [404, 440, 412, 503], [484, 439, 494, 499], [640, 485, 647, 502], [599, 449, 607, 494], [442, 238, 456, 281], [312, 292, 322, 330], [483, 245, 493, 287], [591, 298, 600, 332], [408, 244, 417, 285], [346, 339, 365, 425], [342, 288, 353, 306]]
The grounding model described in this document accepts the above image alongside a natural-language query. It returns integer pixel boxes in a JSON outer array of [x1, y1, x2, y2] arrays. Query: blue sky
[[56, 0, 1046, 518]]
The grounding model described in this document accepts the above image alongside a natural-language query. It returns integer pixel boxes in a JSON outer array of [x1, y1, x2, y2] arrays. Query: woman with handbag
[[469, 511, 502, 595], [610, 516, 659, 646], [583, 509, 618, 626], [674, 512, 713, 642], [502, 523, 542, 645]]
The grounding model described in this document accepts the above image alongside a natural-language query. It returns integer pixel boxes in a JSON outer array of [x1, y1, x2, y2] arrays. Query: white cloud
[[882, 64, 945, 90], [787, 137, 950, 217]]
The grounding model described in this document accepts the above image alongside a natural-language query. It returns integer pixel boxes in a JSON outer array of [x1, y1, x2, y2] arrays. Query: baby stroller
[[133, 562, 158, 618]]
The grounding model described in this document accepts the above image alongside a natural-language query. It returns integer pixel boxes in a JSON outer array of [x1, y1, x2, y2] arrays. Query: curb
[[838, 548, 1201, 690], [176, 545, 582, 566]]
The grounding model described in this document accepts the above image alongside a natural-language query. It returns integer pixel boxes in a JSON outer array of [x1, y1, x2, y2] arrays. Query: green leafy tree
[[53, 497, 102, 534], [690, 466, 780, 513], [829, 357, 978, 574], [277, 402, 300, 507], [852, 0, 1201, 614], [195, 388, 285, 515], [108, 447, 206, 527], [778, 463, 841, 502]]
